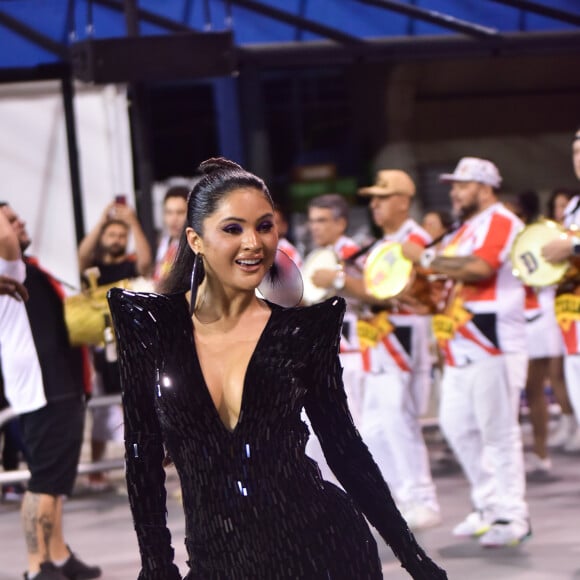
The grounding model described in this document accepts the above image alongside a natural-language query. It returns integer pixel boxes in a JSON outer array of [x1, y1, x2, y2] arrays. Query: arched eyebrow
[[218, 212, 274, 225]]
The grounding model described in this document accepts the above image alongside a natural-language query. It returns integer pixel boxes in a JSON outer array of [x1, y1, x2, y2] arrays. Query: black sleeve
[[303, 298, 447, 580], [108, 289, 182, 580]]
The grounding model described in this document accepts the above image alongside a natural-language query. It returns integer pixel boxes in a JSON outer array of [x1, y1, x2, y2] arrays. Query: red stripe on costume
[[381, 336, 411, 372], [362, 348, 372, 373], [460, 276, 498, 302], [408, 232, 428, 248], [524, 286, 540, 310], [441, 341, 455, 367], [560, 324, 579, 355], [473, 212, 512, 270], [339, 244, 360, 260], [457, 325, 502, 356]]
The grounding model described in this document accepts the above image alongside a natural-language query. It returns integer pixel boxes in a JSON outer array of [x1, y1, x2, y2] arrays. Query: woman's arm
[[108, 289, 181, 580], [303, 299, 446, 580]]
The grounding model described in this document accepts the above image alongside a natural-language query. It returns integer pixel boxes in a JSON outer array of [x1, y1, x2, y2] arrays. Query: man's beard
[[106, 244, 126, 258], [457, 202, 478, 222], [19, 238, 31, 253]]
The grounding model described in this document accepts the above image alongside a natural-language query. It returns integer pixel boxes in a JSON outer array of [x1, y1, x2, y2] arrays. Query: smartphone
[[114, 194, 127, 205]]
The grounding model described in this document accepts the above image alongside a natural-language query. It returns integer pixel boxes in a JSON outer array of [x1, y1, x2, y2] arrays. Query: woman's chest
[[153, 330, 311, 433]]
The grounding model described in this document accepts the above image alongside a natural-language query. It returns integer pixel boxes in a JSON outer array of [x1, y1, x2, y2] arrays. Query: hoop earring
[[190, 252, 204, 315], [257, 248, 303, 308]]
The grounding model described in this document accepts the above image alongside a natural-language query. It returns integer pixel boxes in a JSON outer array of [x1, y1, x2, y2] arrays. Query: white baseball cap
[[440, 157, 502, 188]]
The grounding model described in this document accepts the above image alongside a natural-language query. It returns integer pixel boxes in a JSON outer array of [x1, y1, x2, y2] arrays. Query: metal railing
[[0, 395, 125, 486]]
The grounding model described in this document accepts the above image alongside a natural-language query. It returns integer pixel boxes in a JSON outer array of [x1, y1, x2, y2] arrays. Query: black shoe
[[58, 549, 101, 580], [24, 562, 68, 580]]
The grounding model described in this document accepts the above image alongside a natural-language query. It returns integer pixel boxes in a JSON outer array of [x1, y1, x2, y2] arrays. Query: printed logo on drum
[[519, 251, 539, 274]]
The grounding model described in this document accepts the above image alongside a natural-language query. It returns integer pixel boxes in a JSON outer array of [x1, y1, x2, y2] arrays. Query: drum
[[363, 241, 413, 300], [511, 220, 568, 287], [301, 247, 339, 305]]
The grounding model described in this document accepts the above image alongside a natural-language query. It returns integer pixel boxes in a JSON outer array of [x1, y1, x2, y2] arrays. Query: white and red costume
[[359, 219, 439, 516], [436, 203, 529, 525]]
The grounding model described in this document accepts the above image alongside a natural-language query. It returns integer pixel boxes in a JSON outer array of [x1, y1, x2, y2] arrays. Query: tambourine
[[301, 247, 339, 305], [363, 241, 413, 300], [511, 220, 568, 287]]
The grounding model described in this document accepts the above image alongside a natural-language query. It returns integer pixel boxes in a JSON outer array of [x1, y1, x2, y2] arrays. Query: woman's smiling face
[[187, 187, 278, 293]]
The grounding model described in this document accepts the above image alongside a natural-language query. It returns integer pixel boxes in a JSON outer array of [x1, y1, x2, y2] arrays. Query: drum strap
[[344, 242, 375, 264], [425, 223, 460, 248]]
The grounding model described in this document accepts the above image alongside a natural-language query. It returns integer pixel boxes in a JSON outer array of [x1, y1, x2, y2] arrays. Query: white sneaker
[[548, 414, 577, 448], [563, 427, 580, 452], [479, 520, 532, 547], [525, 452, 552, 474], [452, 511, 492, 537], [403, 504, 442, 530]]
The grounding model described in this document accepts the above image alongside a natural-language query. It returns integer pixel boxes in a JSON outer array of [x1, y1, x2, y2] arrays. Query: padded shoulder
[[107, 289, 189, 351], [108, 288, 187, 322], [290, 296, 346, 352]]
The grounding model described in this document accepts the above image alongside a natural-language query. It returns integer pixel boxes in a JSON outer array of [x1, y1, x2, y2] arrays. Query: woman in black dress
[[108, 158, 447, 579]]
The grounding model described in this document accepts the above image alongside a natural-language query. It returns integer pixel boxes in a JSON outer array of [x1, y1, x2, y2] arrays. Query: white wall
[[0, 81, 133, 290]]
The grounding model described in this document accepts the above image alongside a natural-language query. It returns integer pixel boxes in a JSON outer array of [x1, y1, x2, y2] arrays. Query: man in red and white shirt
[[405, 157, 530, 547], [322, 172, 441, 531]]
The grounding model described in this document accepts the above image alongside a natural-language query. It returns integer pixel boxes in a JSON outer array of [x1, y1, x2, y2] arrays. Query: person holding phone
[[77, 198, 153, 490]]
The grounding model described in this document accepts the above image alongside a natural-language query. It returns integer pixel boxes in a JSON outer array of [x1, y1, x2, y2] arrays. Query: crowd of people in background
[[1, 126, 580, 577]]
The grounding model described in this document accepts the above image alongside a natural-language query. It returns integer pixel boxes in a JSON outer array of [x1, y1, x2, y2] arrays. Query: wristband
[[419, 248, 437, 269], [572, 236, 580, 256], [333, 266, 346, 290]]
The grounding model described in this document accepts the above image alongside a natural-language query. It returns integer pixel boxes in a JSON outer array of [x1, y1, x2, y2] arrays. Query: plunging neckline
[[190, 302, 275, 435]]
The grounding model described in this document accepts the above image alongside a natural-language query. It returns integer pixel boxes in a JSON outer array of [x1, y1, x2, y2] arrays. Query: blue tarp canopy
[[1, 0, 579, 246], [1, 0, 579, 80]]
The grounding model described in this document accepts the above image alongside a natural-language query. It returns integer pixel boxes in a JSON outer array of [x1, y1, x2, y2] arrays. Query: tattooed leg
[[22, 492, 40, 558], [21, 491, 59, 574]]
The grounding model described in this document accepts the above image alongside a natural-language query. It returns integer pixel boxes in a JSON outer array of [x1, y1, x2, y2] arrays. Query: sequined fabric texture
[[108, 290, 446, 580]]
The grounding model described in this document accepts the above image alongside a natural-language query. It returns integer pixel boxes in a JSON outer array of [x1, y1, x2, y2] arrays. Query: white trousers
[[563, 353, 580, 424], [358, 337, 438, 511], [360, 370, 438, 510], [440, 354, 528, 522]]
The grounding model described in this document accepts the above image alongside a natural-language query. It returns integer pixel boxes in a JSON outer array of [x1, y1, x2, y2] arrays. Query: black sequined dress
[[108, 290, 446, 580]]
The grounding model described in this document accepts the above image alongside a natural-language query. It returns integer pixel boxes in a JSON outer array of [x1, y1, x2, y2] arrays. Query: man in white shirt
[[0, 207, 45, 417], [1, 202, 101, 580]]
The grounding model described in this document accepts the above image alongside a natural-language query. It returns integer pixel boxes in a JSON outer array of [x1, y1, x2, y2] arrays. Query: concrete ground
[[1, 427, 579, 579]]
